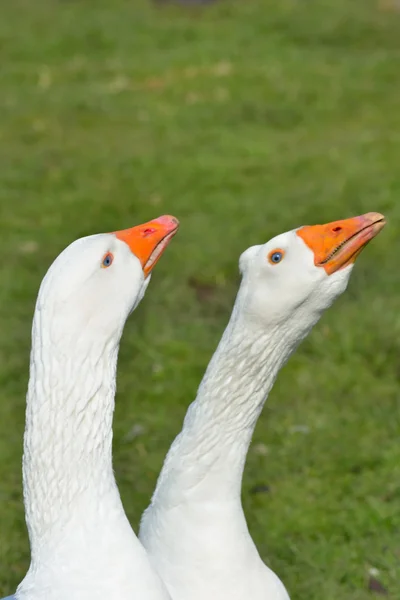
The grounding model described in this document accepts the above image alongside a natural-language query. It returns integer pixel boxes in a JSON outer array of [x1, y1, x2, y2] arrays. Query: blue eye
[[268, 249, 285, 265], [101, 252, 114, 268]]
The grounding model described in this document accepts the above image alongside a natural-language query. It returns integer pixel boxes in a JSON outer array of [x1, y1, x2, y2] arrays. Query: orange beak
[[114, 215, 179, 277], [296, 212, 386, 275]]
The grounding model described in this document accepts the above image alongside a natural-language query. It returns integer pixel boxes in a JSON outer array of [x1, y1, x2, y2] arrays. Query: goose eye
[[268, 249, 285, 265], [101, 252, 114, 268]]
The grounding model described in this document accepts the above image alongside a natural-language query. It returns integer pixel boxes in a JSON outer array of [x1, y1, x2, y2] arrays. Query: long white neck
[[20, 307, 171, 600], [150, 300, 315, 507], [23, 307, 126, 561], [139, 292, 321, 600]]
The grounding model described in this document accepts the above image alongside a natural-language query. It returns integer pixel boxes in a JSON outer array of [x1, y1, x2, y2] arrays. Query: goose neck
[[152, 310, 303, 505], [23, 316, 122, 559]]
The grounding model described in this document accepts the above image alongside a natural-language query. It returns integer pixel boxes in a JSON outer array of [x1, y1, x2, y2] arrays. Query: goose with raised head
[[139, 212, 385, 600], [1, 215, 179, 600]]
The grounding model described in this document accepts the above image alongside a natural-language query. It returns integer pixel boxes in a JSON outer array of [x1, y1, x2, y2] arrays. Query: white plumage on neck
[[20, 326, 168, 600], [23, 326, 120, 550], [151, 309, 302, 506], [140, 301, 306, 600]]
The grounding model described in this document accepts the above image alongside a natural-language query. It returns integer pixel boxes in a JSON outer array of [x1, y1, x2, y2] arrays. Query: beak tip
[[364, 211, 386, 222], [154, 215, 180, 229], [363, 212, 386, 234]]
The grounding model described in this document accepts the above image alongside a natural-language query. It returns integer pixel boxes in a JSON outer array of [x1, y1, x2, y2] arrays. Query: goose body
[[140, 213, 385, 600], [2, 216, 179, 600]]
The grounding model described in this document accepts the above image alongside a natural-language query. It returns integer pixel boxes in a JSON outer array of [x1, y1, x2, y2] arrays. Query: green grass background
[[0, 0, 399, 597]]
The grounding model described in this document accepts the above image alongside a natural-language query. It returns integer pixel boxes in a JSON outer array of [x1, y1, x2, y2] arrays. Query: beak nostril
[[332, 226, 342, 232], [142, 228, 157, 236]]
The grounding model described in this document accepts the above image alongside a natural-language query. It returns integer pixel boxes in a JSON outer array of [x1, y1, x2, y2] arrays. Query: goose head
[[36, 215, 179, 346], [238, 212, 385, 333]]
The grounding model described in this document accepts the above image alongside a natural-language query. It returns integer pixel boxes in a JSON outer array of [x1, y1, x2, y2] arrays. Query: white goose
[[139, 212, 385, 600], [2, 215, 179, 600]]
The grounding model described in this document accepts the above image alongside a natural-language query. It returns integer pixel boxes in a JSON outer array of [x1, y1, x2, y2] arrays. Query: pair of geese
[[2, 211, 385, 600]]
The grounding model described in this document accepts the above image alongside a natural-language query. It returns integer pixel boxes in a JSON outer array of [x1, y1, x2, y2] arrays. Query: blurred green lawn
[[0, 0, 399, 598]]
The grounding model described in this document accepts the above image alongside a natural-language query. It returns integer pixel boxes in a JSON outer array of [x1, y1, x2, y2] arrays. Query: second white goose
[[140, 212, 385, 600]]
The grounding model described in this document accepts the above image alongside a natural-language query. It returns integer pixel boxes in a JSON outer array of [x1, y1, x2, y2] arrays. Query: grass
[[0, 0, 399, 597]]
